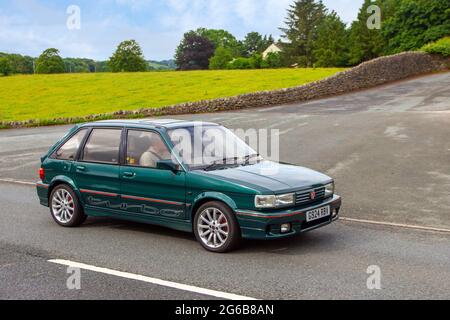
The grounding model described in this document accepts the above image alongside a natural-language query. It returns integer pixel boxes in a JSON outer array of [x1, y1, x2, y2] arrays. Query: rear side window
[[55, 129, 88, 160], [82, 129, 122, 164]]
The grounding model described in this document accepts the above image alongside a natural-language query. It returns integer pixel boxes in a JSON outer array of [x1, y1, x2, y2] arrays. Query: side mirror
[[157, 160, 181, 172]]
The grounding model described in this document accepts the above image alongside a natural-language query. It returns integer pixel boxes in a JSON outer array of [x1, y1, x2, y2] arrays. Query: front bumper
[[236, 195, 341, 240]]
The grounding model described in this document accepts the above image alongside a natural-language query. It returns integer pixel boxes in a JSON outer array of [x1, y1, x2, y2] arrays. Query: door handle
[[76, 166, 86, 171], [123, 172, 136, 178]]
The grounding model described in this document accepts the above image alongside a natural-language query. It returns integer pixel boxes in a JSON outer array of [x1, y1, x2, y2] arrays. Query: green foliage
[[228, 57, 252, 69], [35, 48, 65, 74], [0, 57, 12, 76], [175, 31, 215, 70], [383, 0, 450, 54], [108, 40, 147, 72], [63, 58, 97, 73], [148, 60, 176, 70], [313, 11, 349, 67], [280, 0, 327, 67], [196, 28, 242, 56], [421, 37, 450, 57], [262, 52, 283, 68], [347, 0, 386, 65], [209, 47, 234, 70], [0, 53, 34, 74], [95, 61, 111, 72], [228, 54, 263, 69], [241, 32, 274, 57]]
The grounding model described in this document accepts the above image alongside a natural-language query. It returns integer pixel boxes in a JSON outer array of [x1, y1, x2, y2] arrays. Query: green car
[[36, 119, 341, 253]]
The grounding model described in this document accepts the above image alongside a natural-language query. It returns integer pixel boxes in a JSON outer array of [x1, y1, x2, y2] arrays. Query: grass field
[[0, 68, 345, 123]]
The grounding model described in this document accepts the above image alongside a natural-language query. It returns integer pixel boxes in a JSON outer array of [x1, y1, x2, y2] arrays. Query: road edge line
[[340, 217, 450, 234], [0, 178, 35, 186], [48, 259, 258, 300]]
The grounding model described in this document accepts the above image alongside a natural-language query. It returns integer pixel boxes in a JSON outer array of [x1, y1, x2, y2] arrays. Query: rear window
[[55, 129, 88, 161], [82, 129, 122, 164]]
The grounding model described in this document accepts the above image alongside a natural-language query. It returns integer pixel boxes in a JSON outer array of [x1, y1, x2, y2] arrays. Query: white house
[[262, 43, 283, 59]]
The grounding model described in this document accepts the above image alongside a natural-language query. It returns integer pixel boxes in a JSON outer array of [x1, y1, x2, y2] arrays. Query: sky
[[0, 0, 364, 61]]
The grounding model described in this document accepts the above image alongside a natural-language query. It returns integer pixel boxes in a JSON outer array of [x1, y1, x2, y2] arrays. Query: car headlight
[[255, 193, 295, 209], [325, 182, 335, 198]]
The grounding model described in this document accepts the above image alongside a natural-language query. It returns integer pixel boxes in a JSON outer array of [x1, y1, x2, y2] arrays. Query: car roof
[[80, 119, 220, 130]]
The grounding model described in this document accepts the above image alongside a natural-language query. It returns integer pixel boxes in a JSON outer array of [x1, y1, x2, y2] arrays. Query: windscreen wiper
[[204, 157, 239, 171]]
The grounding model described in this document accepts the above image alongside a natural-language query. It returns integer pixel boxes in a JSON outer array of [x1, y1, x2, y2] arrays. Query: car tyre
[[50, 184, 86, 227], [194, 201, 241, 253]]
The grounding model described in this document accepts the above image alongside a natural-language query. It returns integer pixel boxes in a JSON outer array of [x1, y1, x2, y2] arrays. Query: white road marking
[[340, 217, 450, 234], [49, 259, 258, 300], [0, 178, 35, 186]]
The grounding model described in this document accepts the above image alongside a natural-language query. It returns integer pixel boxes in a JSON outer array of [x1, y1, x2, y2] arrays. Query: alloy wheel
[[197, 208, 230, 249], [51, 189, 75, 224]]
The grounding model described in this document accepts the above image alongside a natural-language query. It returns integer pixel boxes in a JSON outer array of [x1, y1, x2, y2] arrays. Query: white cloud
[[0, 0, 364, 60]]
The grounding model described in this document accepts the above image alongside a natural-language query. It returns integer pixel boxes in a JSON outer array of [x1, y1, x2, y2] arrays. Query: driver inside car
[[140, 135, 171, 168]]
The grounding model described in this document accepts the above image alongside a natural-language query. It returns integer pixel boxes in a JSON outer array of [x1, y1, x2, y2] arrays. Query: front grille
[[296, 187, 326, 206]]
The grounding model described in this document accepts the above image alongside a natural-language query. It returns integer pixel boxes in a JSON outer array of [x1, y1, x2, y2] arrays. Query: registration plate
[[306, 206, 331, 222]]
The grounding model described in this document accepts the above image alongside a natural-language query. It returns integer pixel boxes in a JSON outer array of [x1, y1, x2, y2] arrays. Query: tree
[[262, 52, 283, 68], [241, 32, 274, 57], [108, 40, 147, 72], [4, 54, 34, 74], [209, 47, 234, 70], [228, 57, 252, 69], [313, 11, 349, 67], [382, 0, 450, 54], [35, 48, 65, 74], [347, 0, 401, 65], [0, 57, 12, 76], [196, 28, 241, 55], [175, 31, 215, 70], [280, 0, 327, 67]]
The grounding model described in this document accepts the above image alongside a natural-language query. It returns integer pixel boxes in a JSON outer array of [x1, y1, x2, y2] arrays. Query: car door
[[120, 129, 187, 220], [74, 127, 123, 212]]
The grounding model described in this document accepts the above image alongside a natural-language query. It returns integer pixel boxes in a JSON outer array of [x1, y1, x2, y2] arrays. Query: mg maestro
[[36, 119, 341, 253]]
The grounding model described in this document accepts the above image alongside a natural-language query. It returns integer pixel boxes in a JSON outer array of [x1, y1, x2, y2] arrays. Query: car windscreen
[[167, 125, 258, 170]]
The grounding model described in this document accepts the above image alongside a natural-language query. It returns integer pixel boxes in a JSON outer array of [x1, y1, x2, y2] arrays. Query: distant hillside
[[148, 60, 176, 70]]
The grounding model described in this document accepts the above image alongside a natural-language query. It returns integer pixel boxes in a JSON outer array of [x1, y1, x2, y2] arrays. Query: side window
[[126, 130, 171, 168], [82, 129, 122, 164], [55, 129, 87, 160]]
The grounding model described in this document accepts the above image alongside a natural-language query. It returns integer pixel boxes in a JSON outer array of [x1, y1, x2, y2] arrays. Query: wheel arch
[[48, 176, 81, 202], [190, 192, 237, 223]]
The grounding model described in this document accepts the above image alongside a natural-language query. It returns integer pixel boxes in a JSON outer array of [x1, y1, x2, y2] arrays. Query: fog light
[[281, 223, 291, 234]]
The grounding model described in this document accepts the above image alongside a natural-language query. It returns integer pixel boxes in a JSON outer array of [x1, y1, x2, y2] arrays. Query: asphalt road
[[0, 72, 449, 300]]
